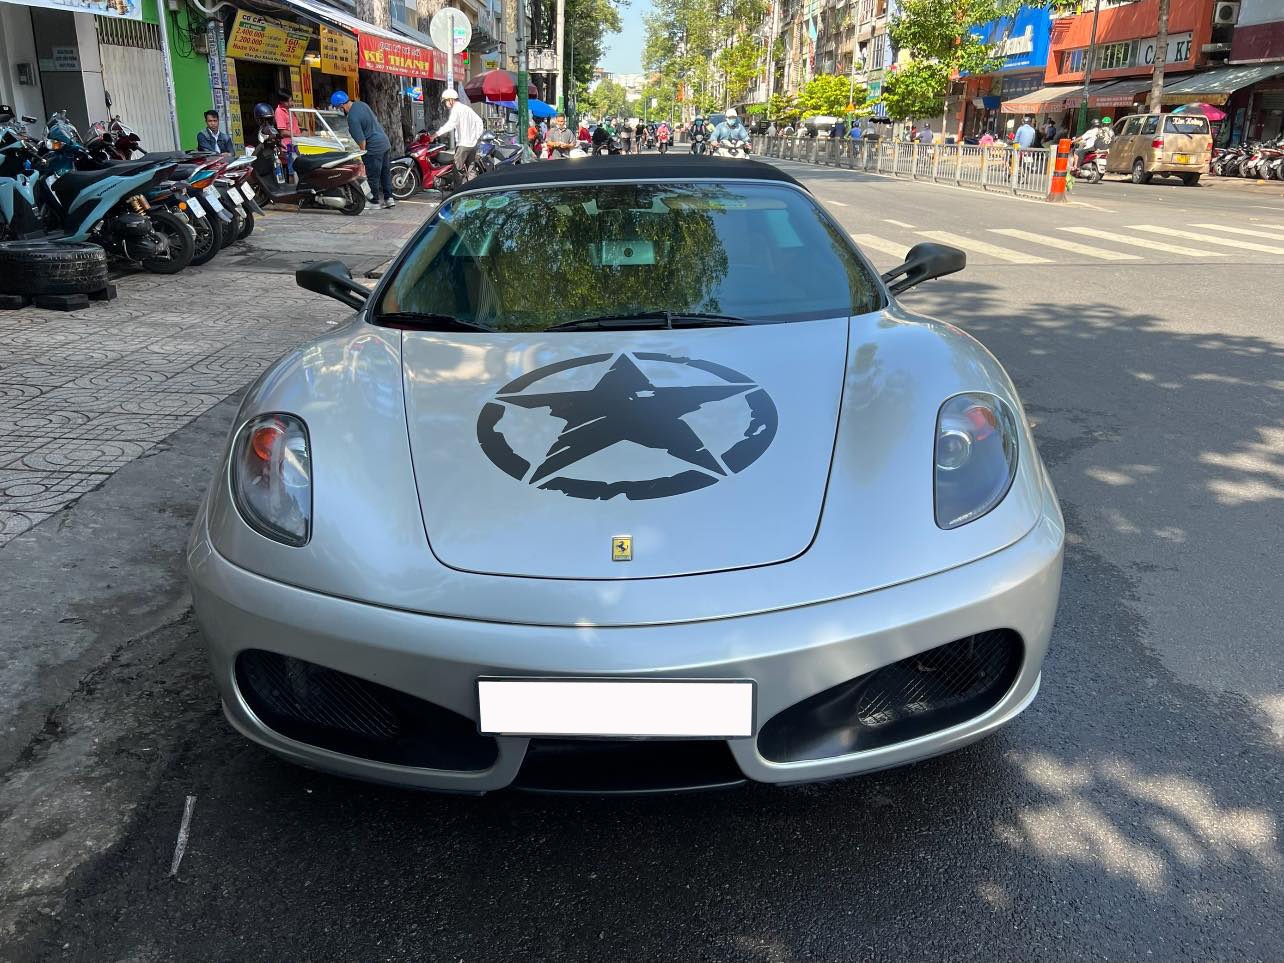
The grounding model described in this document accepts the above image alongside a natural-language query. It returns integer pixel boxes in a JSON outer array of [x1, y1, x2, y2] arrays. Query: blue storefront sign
[[968, 4, 1052, 73]]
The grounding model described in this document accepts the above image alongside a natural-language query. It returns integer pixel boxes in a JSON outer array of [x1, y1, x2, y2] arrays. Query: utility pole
[[517, 0, 532, 158], [555, 0, 566, 112], [765, 0, 779, 104], [1148, 0, 1171, 113], [1075, 0, 1102, 136]]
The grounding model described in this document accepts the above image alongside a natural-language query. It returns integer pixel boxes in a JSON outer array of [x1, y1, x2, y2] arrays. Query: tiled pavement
[[0, 199, 436, 546]]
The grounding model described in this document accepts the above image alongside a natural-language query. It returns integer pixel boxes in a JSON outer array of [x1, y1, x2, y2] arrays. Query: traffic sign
[[429, 7, 472, 56]]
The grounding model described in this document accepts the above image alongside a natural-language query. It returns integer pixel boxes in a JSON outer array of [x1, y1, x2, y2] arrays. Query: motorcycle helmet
[[253, 102, 274, 122], [329, 91, 350, 109], [726, 108, 738, 119], [441, 88, 458, 102], [1100, 116, 1112, 125]]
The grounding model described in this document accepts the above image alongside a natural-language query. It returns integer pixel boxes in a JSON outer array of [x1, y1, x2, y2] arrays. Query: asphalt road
[[2, 163, 1282, 962]]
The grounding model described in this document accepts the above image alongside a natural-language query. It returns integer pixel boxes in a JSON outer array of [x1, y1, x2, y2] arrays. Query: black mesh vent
[[513, 738, 745, 794], [758, 630, 1023, 763], [236, 650, 498, 772]]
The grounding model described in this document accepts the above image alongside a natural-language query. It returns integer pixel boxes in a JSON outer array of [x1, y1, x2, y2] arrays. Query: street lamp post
[[1076, 0, 1102, 136], [517, 0, 532, 159]]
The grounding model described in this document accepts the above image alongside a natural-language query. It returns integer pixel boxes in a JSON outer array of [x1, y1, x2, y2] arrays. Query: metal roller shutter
[[96, 19, 178, 152]]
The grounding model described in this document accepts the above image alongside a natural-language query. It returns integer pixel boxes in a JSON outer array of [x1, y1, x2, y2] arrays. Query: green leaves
[[879, 61, 952, 120], [797, 74, 864, 118]]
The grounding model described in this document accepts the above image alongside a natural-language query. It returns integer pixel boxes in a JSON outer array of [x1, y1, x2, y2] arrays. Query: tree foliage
[[580, 78, 631, 118], [878, 61, 951, 120], [565, 0, 625, 88], [797, 74, 863, 118], [644, 0, 768, 110]]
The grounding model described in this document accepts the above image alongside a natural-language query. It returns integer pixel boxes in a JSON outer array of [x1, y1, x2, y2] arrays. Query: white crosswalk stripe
[[850, 232, 912, 258], [1059, 226, 1226, 258], [1128, 224, 1284, 255], [1190, 222, 1284, 242], [988, 228, 1142, 260], [916, 230, 1051, 264]]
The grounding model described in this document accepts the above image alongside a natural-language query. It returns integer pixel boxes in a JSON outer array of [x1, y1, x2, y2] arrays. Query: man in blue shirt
[[1014, 115, 1037, 149], [331, 90, 394, 208], [196, 110, 233, 153], [711, 108, 750, 151]]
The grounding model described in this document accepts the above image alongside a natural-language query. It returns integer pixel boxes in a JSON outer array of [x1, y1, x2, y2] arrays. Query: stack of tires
[[0, 240, 111, 308]]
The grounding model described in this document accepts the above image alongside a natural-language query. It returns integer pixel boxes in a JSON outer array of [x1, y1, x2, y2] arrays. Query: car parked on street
[[1106, 112, 1211, 185], [187, 156, 1065, 794]]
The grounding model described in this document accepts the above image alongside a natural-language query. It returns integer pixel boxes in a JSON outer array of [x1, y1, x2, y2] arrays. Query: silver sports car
[[188, 156, 1064, 793]]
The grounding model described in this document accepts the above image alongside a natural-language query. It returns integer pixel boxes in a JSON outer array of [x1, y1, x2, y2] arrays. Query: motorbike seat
[[52, 161, 160, 202], [293, 151, 354, 175]]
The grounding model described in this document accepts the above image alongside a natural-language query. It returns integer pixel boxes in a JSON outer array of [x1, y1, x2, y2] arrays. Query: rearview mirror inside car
[[296, 260, 369, 310], [881, 242, 966, 296]]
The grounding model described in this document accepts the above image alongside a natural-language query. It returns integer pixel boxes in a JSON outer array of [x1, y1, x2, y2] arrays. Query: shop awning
[[1161, 63, 1284, 105], [1000, 85, 1081, 114], [282, 0, 407, 46], [1087, 78, 1154, 108]]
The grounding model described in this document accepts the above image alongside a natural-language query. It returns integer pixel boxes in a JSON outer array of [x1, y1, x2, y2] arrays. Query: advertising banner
[[357, 33, 465, 80], [320, 24, 359, 80], [0, 0, 141, 21], [225, 57, 244, 148], [226, 9, 313, 66]]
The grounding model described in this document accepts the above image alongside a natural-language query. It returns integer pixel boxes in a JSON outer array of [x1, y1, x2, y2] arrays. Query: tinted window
[[378, 182, 880, 330], [1165, 115, 1209, 134], [1142, 116, 1160, 135], [1123, 117, 1142, 135]]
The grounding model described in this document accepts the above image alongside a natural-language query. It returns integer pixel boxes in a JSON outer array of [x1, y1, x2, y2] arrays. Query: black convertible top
[[460, 153, 807, 192]]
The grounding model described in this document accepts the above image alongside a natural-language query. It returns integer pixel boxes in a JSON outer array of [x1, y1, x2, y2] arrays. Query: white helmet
[[726, 108, 738, 119], [441, 88, 458, 101]]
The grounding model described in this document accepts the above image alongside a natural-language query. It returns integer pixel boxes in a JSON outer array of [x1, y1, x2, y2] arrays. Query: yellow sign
[[226, 9, 312, 66], [226, 57, 243, 148], [482, 53, 500, 71], [320, 24, 358, 80], [611, 535, 632, 562]]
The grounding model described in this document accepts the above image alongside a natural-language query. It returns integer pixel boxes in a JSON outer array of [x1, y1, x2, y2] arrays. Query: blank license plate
[[477, 679, 754, 737]]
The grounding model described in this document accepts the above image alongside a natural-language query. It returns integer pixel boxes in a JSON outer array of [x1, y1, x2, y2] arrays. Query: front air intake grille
[[236, 650, 498, 771], [757, 630, 1023, 763]]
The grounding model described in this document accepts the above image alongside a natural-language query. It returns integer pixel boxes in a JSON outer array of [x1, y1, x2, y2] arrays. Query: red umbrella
[[463, 69, 537, 103]]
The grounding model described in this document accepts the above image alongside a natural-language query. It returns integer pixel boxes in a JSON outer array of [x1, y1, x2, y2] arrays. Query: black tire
[[390, 163, 421, 199], [1182, 172, 1201, 186], [252, 181, 272, 208], [1131, 159, 1151, 184], [237, 209, 255, 240], [340, 184, 366, 215], [189, 213, 220, 266], [141, 209, 195, 274], [0, 240, 108, 295], [219, 211, 241, 248], [1089, 168, 1103, 184]]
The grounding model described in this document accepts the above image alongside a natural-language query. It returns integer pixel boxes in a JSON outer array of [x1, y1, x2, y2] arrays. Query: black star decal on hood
[[496, 354, 754, 484]]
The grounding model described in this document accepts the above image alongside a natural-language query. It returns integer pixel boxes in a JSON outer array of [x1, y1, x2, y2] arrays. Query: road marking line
[[1128, 223, 1284, 255], [916, 230, 1051, 263], [1059, 226, 1226, 258], [169, 795, 197, 878], [850, 232, 910, 258], [822, 197, 849, 206], [1190, 222, 1284, 241], [884, 218, 915, 228], [989, 228, 1142, 260]]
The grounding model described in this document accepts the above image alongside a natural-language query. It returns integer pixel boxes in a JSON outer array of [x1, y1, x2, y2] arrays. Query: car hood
[[401, 319, 850, 579]]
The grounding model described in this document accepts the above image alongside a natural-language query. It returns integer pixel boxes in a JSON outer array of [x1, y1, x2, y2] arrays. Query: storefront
[[962, 3, 1054, 139], [1163, 63, 1284, 145]]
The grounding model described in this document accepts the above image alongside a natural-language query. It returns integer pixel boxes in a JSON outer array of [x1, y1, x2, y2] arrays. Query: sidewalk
[[0, 201, 433, 547]]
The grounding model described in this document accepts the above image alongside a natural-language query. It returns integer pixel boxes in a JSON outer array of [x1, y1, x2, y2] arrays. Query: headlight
[[934, 393, 1018, 530], [231, 413, 312, 546]]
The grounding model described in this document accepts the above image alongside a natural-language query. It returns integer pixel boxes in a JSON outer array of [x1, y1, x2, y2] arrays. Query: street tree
[[566, 0, 624, 88], [355, 0, 405, 154], [797, 73, 864, 118]]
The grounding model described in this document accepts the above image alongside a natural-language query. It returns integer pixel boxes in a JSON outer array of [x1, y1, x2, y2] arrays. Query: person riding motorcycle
[[1072, 116, 1113, 171], [592, 117, 618, 154], [711, 108, 750, 153], [689, 115, 709, 154]]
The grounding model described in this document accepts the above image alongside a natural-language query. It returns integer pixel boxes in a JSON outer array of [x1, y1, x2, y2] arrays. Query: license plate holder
[[477, 678, 755, 738], [1175, 152, 1191, 164], [185, 195, 205, 217]]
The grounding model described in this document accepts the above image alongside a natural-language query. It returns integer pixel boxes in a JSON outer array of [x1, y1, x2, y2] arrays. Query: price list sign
[[226, 9, 313, 66], [320, 25, 359, 80]]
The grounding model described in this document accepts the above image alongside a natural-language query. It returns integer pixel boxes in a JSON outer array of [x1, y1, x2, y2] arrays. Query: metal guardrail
[[751, 135, 1056, 200]]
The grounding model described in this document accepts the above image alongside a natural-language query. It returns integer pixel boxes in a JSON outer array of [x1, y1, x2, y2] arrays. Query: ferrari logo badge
[[612, 535, 632, 562]]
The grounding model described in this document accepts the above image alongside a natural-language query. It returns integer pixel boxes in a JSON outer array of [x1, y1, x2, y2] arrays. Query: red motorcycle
[[389, 131, 459, 199]]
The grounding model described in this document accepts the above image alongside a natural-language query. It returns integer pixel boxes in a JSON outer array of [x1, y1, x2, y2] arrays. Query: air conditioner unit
[[1213, 1, 1240, 26]]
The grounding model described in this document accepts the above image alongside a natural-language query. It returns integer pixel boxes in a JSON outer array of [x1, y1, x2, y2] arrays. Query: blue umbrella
[[492, 98, 558, 118]]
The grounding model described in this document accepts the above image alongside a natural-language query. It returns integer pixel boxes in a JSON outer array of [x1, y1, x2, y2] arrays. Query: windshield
[[377, 182, 880, 331]]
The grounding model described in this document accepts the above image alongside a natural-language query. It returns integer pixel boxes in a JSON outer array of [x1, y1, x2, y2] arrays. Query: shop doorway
[[233, 59, 286, 146]]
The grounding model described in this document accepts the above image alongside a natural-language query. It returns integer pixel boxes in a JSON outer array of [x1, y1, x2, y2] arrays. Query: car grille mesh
[[757, 630, 1023, 763], [241, 649, 400, 739]]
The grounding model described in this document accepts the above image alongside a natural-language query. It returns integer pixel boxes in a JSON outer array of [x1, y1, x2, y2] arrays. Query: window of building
[[1062, 39, 1135, 74], [869, 33, 886, 69]]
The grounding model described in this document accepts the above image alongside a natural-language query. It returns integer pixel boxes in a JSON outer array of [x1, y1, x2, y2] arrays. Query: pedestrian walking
[[1014, 115, 1037, 149], [431, 88, 484, 182], [979, 127, 996, 146], [1043, 117, 1058, 145], [545, 114, 576, 158], [330, 90, 393, 208], [917, 123, 934, 145], [832, 118, 847, 141], [766, 121, 777, 137], [196, 109, 232, 154]]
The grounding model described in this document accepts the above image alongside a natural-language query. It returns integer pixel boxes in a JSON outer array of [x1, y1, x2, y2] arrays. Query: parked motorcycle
[[478, 130, 524, 171], [390, 131, 460, 199], [249, 128, 366, 214]]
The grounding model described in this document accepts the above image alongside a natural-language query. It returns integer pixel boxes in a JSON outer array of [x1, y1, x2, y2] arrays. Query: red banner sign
[[357, 33, 465, 80]]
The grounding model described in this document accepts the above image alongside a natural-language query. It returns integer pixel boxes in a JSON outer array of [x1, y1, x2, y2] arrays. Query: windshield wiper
[[547, 311, 749, 331], [373, 311, 492, 332]]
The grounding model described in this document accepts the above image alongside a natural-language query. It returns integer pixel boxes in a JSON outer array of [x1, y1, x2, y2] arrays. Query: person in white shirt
[[431, 88, 485, 181], [1073, 118, 1103, 170]]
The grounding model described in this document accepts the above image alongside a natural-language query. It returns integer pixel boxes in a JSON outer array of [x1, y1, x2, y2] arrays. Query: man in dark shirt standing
[[196, 110, 233, 153], [331, 90, 394, 209]]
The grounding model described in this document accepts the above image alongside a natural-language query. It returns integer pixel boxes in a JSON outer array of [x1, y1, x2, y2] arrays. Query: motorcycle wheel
[[1089, 168, 1103, 184], [237, 210, 255, 241], [390, 164, 421, 200], [251, 181, 272, 208], [219, 211, 241, 249], [141, 209, 195, 274], [340, 184, 366, 215], [189, 214, 220, 266]]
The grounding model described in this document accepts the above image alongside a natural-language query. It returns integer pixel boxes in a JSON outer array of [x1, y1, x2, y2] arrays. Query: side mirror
[[880, 242, 966, 296], [296, 260, 369, 310]]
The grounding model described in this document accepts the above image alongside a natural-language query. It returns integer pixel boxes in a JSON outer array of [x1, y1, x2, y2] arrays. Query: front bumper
[[188, 495, 1063, 793]]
